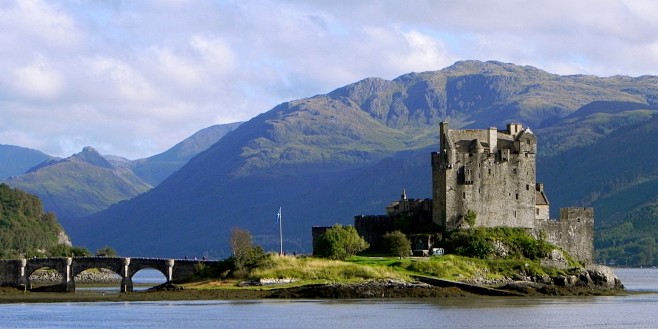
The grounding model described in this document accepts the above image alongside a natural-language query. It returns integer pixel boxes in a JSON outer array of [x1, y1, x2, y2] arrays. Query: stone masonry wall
[[537, 208, 594, 264]]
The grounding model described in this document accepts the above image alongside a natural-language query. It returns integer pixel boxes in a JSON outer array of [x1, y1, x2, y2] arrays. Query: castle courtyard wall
[[537, 208, 594, 264]]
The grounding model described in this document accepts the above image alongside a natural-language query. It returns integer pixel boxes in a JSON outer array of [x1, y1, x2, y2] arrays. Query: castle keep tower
[[432, 122, 540, 230], [431, 122, 593, 263]]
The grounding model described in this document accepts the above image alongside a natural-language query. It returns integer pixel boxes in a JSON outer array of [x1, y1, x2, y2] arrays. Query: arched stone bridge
[[0, 257, 219, 292]]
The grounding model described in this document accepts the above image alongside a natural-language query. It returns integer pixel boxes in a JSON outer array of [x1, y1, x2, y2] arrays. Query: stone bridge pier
[[0, 257, 216, 293]]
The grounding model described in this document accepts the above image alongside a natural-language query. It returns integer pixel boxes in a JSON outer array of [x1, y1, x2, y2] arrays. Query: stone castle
[[339, 122, 594, 263], [431, 122, 593, 262]]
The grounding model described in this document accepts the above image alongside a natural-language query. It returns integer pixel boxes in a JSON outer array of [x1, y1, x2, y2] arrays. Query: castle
[[431, 122, 593, 262], [317, 122, 594, 263]]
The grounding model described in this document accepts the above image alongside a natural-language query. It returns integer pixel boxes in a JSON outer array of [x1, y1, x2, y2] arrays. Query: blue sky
[[2, 0, 658, 159]]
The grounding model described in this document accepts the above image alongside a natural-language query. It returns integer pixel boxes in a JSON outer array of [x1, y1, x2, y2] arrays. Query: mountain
[[0, 145, 53, 180], [3, 147, 151, 219], [63, 60, 658, 260], [128, 122, 242, 186], [0, 183, 70, 258]]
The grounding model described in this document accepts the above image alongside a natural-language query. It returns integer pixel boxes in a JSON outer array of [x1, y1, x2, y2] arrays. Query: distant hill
[[63, 61, 658, 261], [0, 183, 70, 258], [4, 147, 151, 219], [537, 112, 658, 266], [0, 145, 53, 180], [128, 122, 242, 186]]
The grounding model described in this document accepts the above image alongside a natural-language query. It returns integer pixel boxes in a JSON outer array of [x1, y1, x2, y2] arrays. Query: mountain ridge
[[60, 60, 658, 261]]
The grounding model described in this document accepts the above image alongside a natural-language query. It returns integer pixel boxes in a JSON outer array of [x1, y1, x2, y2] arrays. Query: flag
[[276, 207, 281, 224]]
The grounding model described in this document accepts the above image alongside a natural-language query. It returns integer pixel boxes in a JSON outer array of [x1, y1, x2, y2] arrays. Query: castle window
[[525, 153, 528, 158], [526, 139, 530, 145], [515, 193, 519, 200], [514, 211, 517, 217], [488, 169, 491, 175], [463, 192, 466, 199], [526, 184, 529, 190], [513, 168, 517, 174], [536, 208, 539, 215]]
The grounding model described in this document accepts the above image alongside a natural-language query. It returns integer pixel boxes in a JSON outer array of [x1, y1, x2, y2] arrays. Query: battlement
[[559, 207, 594, 224]]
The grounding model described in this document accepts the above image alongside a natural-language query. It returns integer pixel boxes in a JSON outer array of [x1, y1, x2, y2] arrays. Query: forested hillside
[[0, 184, 69, 258]]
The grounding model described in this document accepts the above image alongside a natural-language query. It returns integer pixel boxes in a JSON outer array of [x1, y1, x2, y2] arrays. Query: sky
[[2, 0, 658, 159]]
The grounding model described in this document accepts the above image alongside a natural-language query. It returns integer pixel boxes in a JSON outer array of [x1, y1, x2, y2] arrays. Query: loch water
[[1, 268, 657, 328]]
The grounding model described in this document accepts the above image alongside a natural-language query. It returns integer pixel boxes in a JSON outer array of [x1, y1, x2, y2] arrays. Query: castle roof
[[536, 190, 549, 206]]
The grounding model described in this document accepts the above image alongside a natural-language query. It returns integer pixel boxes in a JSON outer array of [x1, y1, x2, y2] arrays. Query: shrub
[[314, 224, 369, 260], [382, 231, 411, 258], [95, 246, 117, 257]]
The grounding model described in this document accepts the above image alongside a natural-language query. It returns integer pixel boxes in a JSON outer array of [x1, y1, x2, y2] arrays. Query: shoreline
[[0, 279, 626, 304]]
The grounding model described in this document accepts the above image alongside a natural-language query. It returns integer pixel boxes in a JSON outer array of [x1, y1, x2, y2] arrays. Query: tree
[[314, 224, 369, 260], [229, 227, 265, 275], [383, 230, 411, 259], [95, 246, 117, 257]]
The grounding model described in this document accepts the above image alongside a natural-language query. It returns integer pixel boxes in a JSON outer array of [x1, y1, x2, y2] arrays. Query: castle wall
[[354, 215, 394, 250], [311, 226, 330, 255], [537, 208, 594, 264]]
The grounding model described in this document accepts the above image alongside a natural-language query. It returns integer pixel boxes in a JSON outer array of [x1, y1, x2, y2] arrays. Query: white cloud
[[1, 0, 658, 159], [10, 58, 65, 100]]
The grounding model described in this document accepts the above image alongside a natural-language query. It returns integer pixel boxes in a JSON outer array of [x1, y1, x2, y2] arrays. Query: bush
[[382, 231, 411, 258], [49, 244, 91, 257], [442, 228, 493, 259], [96, 246, 117, 257], [314, 224, 369, 260], [440, 227, 556, 260]]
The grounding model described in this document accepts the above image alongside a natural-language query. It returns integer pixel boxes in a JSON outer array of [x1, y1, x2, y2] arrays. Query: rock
[[585, 265, 624, 289], [540, 249, 569, 269], [148, 282, 184, 292]]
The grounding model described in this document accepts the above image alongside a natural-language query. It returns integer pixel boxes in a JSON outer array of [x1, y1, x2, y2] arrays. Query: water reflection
[[75, 268, 167, 292]]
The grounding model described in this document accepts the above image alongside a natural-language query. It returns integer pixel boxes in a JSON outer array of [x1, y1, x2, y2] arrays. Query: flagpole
[[278, 207, 283, 256]]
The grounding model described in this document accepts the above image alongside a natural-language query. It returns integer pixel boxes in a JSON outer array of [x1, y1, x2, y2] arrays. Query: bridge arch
[[70, 258, 124, 279], [23, 258, 72, 291], [126, 258, 173, 281]]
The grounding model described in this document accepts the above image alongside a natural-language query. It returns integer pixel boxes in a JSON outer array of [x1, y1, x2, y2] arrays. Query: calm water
[[1, 268, 657, 328]]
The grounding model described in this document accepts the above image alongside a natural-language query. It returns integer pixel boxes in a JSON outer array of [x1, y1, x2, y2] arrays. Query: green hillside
[[0, 184, 68, 258], [64, 61, 658, 261], [4, 147, 151, 219]]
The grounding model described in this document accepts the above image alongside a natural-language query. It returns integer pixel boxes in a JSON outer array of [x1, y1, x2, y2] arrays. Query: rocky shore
[[496, 265, 624, 296]]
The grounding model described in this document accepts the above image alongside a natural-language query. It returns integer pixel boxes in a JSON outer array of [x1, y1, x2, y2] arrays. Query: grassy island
[[0, 227, 624, 303]]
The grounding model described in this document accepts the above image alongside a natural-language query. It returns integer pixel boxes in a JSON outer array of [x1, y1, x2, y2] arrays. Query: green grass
[[238, 253, 580, 288], [249, 254, 409, 283]]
